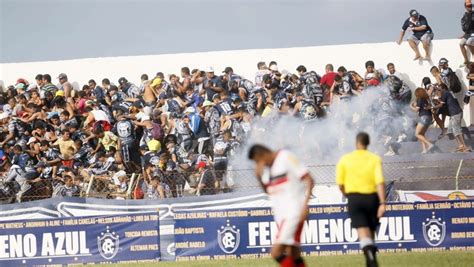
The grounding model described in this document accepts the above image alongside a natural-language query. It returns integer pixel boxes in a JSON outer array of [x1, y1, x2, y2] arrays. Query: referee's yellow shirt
[[336, 150, 384, 194]]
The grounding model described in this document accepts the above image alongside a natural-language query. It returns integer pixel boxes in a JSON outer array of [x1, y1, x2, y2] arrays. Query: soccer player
[[248, 145, 314, 267], [336, 132, 386, 267]]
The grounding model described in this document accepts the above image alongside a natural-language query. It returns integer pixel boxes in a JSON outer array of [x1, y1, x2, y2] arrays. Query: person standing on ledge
[[397, 9, 434, 61], [336, 132, 386, 267]]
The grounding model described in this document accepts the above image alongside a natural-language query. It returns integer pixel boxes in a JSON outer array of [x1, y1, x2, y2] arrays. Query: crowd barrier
[[0, 198, 473, 265], [1, 158, 473, 203]]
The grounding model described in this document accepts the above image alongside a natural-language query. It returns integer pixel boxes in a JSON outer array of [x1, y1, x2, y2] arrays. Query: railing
[[0, 159, 472, 204]]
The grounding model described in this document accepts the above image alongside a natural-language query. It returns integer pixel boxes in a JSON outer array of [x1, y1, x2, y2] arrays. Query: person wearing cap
[[91, 125, 119, 154], [398, 9, 434, 61], [460, 1, 474, 67], [195, 161, 216, 196], [203, 67, 225, 101], [438, 58, 460, 93], [58, 73, 73, 98], [118, 77, 141, 99]]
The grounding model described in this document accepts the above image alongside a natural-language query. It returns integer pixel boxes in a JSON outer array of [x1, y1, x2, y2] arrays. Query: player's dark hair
[[248, 144, 272, 160], [356, 132, 370, 147]]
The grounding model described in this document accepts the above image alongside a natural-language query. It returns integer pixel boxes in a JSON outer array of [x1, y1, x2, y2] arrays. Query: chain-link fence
[[0, 159, 473, 204]]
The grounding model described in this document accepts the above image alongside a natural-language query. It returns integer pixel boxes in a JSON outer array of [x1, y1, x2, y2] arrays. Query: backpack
[[447, 72, 462, 93], [151, 122, 164, 141]]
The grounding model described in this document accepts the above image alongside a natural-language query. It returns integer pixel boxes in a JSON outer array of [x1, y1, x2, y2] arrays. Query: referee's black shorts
[[347, 193, 380, 231]]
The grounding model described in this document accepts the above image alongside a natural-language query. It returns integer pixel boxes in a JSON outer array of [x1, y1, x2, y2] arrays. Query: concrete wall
[[1, 39, 473, 125]]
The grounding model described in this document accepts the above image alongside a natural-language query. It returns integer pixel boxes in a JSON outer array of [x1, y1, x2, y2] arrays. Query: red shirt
[[320, 72, 337, 88]]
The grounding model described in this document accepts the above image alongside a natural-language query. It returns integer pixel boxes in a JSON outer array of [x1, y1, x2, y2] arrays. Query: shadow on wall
[[71, 81, 81, 91]]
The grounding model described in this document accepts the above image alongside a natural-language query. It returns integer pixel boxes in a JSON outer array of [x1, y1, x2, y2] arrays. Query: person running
[[411, 88, 434, 153], [397, 9, 434, 60], [248, 144, 314, 267], [336, 132, 386, 267]]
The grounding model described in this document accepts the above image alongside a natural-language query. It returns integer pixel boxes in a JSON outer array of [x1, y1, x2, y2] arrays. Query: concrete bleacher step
[[396, 127, 474, 155]]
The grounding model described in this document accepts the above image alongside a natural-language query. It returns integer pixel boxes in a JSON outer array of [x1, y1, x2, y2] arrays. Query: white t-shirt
[[261, 150, 309, 221], [91, 109, 110, 123]]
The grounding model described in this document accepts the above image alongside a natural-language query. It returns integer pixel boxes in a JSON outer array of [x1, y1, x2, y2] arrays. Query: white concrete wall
[[1, 39, 473, 125]]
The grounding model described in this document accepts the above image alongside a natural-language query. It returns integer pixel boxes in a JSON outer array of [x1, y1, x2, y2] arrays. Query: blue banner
[[174, 200, 474, 260], [0, 212, 160, 266]]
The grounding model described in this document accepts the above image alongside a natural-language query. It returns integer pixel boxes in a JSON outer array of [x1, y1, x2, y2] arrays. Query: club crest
[[217, 220, 240, 254]]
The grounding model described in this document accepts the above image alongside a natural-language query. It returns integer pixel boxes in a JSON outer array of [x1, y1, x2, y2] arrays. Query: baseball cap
[[197, 161, 207, 169], [205, 67, 215, 73], [147, 139, 161, 152], [439, 58, 449, 65], [55, 90, 65, 97], [202, 100, 214, 107], [14, 83, 25, 90], [222, 67, 233, 74], [409, 9, 419, 17], [150, 77, 162, 88], [57, 73, 67, 79]]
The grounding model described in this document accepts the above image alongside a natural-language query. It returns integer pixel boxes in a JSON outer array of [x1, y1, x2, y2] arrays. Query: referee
[[336, 132, 386, 267]]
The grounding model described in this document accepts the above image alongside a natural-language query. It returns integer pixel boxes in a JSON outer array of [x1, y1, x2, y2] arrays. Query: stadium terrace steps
[[394, 126, 474, 156]]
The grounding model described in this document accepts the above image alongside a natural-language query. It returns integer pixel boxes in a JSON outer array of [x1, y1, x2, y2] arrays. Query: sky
[[0, 0, 462, 63]]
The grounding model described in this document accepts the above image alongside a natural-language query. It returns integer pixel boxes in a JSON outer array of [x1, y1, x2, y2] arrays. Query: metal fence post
[[455, 159, 464, 190], [126, 173, 136, 199]]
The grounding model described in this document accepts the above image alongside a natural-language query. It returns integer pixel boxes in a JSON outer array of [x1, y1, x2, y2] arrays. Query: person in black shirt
[[460, 2, 474, 66], [411, 88, 434, 153], [434, 89, 471, 152], [398, 9, 434, 60], [202, 67, 225, 101]]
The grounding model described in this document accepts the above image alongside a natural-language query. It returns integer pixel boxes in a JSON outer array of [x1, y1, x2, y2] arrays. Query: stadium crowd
[[0, 6, 473, 203]]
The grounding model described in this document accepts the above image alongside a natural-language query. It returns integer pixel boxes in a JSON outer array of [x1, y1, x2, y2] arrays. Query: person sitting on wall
[[397, 9, 434, 61], [460, 1, 474, 67]]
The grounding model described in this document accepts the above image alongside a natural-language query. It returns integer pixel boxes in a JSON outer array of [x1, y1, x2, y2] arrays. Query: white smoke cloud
[[230, 85, 416, 174]]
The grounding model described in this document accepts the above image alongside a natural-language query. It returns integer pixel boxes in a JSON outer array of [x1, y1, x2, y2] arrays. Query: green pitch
[[103, 251, 473, 267]]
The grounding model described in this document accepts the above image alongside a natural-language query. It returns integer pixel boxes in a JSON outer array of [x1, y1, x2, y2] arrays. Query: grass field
[[103, 251, 474, 267]]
